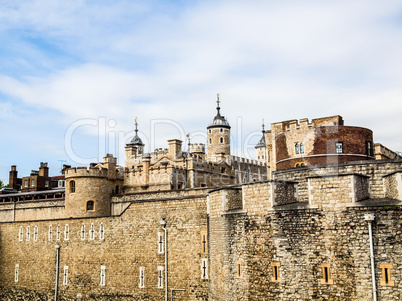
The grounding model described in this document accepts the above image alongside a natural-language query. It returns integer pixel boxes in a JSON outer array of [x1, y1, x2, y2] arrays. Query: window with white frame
[[15, 264, 19, 282], [99, 223, 104, 240], [48, 225, 53, 241], [56, 225, 61, 241], [158, 232, 164, 254], [100, 265, 106, 286], [19, 226, 23, 242], [157, 266, 164, 289], [26, 226, 30, 241], [81, 224, 86, 240], [90, 223, 95, 240], [63, 266, 68, 285], [139, 267, 145, 288], [64, 224, 69, 241], [34, 226, 38, 241], [201, 258, 208, 279]]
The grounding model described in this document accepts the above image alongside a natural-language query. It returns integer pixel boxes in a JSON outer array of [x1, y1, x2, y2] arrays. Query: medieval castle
[[0, 97, 401, 300]]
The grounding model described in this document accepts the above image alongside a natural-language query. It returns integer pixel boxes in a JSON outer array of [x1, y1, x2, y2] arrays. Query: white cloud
[[0, 0, 401, 180]]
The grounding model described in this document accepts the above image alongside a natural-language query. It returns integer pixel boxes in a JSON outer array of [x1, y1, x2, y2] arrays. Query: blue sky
[[1, 0, 402, 183]]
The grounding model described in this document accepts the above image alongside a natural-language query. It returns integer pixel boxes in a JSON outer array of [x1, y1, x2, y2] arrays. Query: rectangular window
[[320, 263, 333, 284], [63, 266, 68, 285], [380, 264, 394, 286], [335, 142, 343, 154], [139, 267, 145, 288], [24, 180, 27, 187], [19, 227, 23, 242], [271, 262, 282, 282], [31, 179, 35, 187], [100, 265, 106, 286], [56, 225, 61, 241], [45, 180, 49, 187], [201, 259, 208, 280], [236, 260, 242, 278], [48, 225, 53, 241], [200, 230, 208, 254], [367, 141, 372, 156], [158, 232, 164, 254], [90, 223, 95, 240], [26, 226, 30, 241], [15, 264, 19, 282], [295, 143, 299, 154], [64, 224, 69, 241], [157, 266, 164, 289], [34, 226, 38, 241], [81, 224, 86, 240], [99, 223, 104, 240]]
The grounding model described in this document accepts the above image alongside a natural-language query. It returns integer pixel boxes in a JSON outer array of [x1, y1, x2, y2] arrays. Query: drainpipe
[[161, 219, 168, 301], [364, 213, 377, 301], [54, 244, 61, 301]]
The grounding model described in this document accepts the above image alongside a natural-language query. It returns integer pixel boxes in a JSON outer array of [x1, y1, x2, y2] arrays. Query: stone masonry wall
[[208, 181, 402, 300], [274, 160, 402, 202], [0, 194, 209, 301]]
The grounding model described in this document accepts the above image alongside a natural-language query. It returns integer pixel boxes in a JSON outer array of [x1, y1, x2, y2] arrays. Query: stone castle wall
[[0, 194, 209, 301], [208, 173, 402, 300]]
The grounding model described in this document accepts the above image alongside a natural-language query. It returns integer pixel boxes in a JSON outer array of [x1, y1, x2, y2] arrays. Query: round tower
[[206, 94, 231, 162], [64, 154, 123, 218]]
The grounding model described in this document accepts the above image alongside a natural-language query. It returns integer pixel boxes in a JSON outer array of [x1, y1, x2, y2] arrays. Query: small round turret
[[207, 94, 231, 162]]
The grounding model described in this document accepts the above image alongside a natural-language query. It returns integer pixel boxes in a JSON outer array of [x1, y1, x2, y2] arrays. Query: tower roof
[[127, 118, 144, 146], [207, 94, 231, 129], [255, 120, 266, 149]]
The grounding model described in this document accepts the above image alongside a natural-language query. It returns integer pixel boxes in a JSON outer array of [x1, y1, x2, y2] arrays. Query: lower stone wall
[[0, 195, 209, 301], [208, 202, 402, 300], [274, 159, 402, 202]]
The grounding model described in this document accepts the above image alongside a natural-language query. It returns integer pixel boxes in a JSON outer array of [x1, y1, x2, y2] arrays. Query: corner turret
[[207, 94, 231, 163]]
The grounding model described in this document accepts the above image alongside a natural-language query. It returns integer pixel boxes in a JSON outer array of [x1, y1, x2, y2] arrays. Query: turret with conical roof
[[255, 119, 267, 163], [207, 94, 231, 163], [125, 118, 145, 168]]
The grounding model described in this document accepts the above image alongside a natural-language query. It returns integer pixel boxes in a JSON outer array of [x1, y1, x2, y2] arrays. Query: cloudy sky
[[0, 0, 402, 183]]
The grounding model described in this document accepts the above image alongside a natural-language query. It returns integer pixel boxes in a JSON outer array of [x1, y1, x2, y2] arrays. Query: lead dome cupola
[[127, 119, 144, 146], [207, 94, 231, 129]]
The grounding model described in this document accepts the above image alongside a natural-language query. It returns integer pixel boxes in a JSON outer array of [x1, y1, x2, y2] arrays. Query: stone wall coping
[[382, 170, 402, 178], [221, 209, 248, 216], [346, 198, 402, 208], [208, 180, 299, 194], [273, 158, 402, 175], [268, 202, 319, 211], [307, 173, 370, 179]]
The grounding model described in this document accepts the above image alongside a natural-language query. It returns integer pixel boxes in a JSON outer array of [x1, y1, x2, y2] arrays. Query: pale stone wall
[[208, 178, 402, 300], [0, 194, 209, 301]]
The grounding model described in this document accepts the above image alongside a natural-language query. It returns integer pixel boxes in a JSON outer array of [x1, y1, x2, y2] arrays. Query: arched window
[[220, 137, 223, 144], [220, 128, 223, 133], [296, 164, 300, 168], [209, 138, 212, 144], [86, 200, 95, 211], [70, 180, 76, 193], [300, 143, 304, 154], [295, 143, 299, 154]]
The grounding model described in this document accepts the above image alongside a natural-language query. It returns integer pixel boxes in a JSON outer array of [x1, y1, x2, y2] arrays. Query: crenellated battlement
[[230, 155, 265, 166], [189, 143, 206, 154], [65, 166, 110, 178]]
